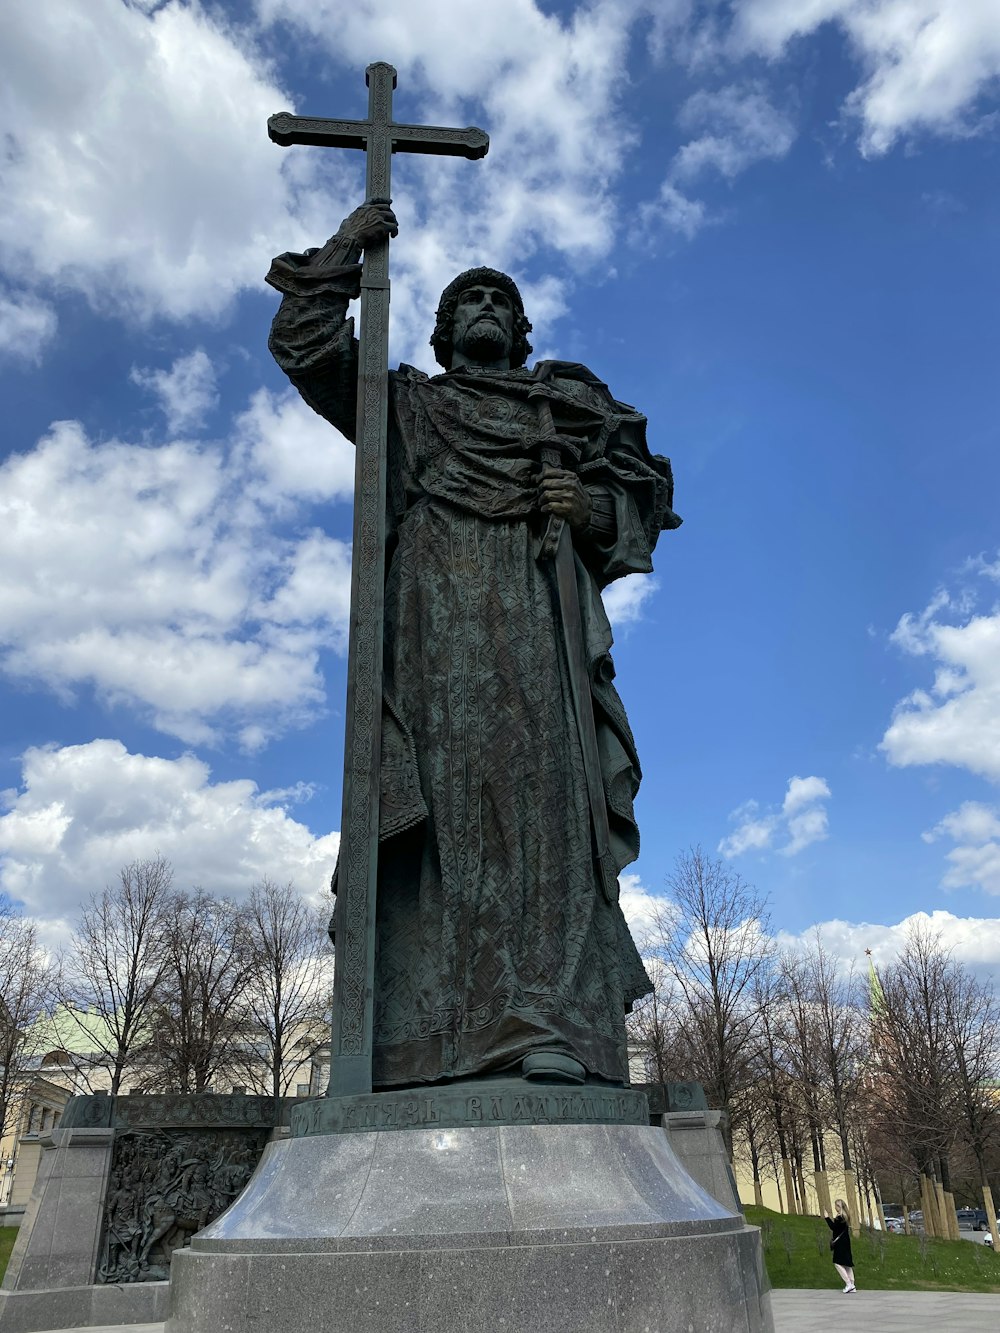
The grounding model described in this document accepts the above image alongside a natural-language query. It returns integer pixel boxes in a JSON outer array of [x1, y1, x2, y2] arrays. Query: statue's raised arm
[[265, 202, 397, 438]]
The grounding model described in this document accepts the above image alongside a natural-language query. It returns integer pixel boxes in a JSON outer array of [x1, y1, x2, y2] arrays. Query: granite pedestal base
[[166, 1119, 773, 1333], [663, 1109, 743, 1215], [0, 1095, 292, 1333], [0, 1281, 168, 1333]]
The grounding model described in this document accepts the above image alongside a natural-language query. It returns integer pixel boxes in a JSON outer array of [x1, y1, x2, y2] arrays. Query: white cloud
[[0, 740, 338, 921], [637, 182, 710, 242], [603, 575, 658, 628], [618, 870, 668, 940], [254, 530, 353, 632], [975, 553, 1000, 584], [2, 1, 993, 351], [0, 0, 661, 366], [938, 841, 1000, 897], [0, 376, 354, 747], [720, 774, 831, 858], [782, 805, 829, 856], [673, 82, 797, 181], [0, 290, 57, 363], [732, 0, 1000, 157], [781, 774, 833, 855], [0, 0, 334, 324], [777, 908, 1000, 980], [783, 774, 831, 814], [257, 0, 631, 213], [718, 800, 777, 857], [881, 564, 1000, 781], [925, 801, 1000, 846], [253, 0, 644, 366], [882, 562, 1000, 891], [923, 802, 1000, 895], [640, 81, 796, 239], [622, 889, 1000, 986], [131, 349, 219, 434], [237, 388, 356, 505], [644, 0, 704, 66]]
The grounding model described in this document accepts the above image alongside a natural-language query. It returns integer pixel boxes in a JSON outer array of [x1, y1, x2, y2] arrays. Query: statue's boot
[[521, 1052, 586, 1084]]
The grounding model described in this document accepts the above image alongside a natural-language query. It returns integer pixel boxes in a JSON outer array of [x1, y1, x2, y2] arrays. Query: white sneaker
[[845, 1285, 856, 1293]]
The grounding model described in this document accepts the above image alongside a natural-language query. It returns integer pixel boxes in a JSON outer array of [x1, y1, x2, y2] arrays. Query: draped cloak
[[267, 252, 681, 1089]]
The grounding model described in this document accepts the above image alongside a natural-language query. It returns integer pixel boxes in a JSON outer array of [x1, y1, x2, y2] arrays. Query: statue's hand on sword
[[538, 463, 592, 532]]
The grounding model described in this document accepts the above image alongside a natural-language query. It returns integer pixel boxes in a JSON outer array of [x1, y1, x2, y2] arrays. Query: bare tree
[[146, 890, 253, 1093], [941, 957, 1000, 1248], [779, 936, 867, 1225], [732, 1077, 773, 1208], [809, 939, 866, 1227], [860, 1105, 922, 1232], [236, 879, 333, 1106], [626, 956, 685, 1085], [749, 969, 799, 1213], [648, 849, 772, 1154], [0, 905, 58, 1142], [786, 1098, 812, 1214], [61, 855, 174, 1094], [872, 924, 960, 1238], [779, 950, 832, 1216]]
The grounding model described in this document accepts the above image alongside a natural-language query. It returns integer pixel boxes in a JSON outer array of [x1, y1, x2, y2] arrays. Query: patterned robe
[[268, 252, 680, 1089]]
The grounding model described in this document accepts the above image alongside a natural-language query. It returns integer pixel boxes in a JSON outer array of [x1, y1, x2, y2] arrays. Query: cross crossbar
[[268, 111, 489, 159], [266, 62, 489, 1101]]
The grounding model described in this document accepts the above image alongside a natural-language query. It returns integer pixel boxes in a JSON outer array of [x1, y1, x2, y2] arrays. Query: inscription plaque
[[291, 1081, 649, 1136]]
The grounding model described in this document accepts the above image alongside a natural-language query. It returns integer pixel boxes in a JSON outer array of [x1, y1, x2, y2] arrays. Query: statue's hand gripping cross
[[268, 60, 487, 299], [267, 63, 489, 1100]]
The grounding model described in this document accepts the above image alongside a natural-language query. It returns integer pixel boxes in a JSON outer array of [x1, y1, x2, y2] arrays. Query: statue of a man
[[266, 203, 680, 1092]]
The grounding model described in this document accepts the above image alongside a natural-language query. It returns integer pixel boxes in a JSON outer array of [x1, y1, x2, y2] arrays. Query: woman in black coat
[[825, 1199, 856, 1292]]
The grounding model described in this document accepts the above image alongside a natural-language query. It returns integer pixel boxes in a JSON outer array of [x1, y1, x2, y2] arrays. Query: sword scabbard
[[534, 395, 617, 905]]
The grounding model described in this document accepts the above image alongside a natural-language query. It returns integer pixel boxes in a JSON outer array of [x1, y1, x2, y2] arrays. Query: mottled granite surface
[[167, 1122, 773, 1333]]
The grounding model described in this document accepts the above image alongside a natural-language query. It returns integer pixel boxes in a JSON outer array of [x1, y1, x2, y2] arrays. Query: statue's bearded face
[[450, 283, 514, 363]]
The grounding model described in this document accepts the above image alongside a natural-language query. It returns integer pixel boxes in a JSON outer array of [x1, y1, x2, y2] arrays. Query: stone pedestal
[[0, 1093, 294, 1333], [663, 1110, 742, 1215], [167, 1118, 773, 1333], [2, 1128, 113, 1294], [0, 1127, 169, 1333]]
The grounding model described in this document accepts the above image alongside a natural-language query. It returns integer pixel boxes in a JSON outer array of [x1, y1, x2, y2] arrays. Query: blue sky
[[1, 0, 999, 972]]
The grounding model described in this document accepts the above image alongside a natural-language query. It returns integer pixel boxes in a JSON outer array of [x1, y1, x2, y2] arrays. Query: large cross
[[268, 64, 489, 1099]]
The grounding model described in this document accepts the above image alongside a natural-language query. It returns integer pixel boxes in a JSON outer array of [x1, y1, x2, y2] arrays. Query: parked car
[[883, 1216, 905, 1234], [957, 1208, 979, 1230], [970, 1209, 1000, 1232]]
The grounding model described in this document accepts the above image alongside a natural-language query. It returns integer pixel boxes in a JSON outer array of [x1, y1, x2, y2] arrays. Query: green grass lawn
[[0, 1210, 996, 1295], [745, 1205, 1000, 1293], [0, 1227, 17, 1284]]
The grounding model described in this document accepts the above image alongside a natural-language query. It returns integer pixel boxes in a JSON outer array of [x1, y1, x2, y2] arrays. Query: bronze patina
[[266, 64, 680, 1104]]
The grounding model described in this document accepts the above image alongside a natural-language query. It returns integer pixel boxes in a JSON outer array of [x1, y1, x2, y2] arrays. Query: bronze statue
[[267, 199, 680, 1093]]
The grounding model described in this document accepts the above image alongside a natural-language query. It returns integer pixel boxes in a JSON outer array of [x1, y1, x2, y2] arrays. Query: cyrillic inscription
[[291, 1083, 648, 1137]]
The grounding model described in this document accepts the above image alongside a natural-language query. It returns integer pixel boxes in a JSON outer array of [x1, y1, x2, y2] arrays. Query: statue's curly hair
[[430, 267, 533, 370]]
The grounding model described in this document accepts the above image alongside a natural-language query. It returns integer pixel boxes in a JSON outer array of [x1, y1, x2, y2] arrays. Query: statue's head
[[430, 267, 533, 370]]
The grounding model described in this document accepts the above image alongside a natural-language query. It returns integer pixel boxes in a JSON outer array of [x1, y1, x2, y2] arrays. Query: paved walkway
[[29, 1291, 1000, 1331], [770, 1288, 1000, 1330], [32, 1327, 164, 1333]]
